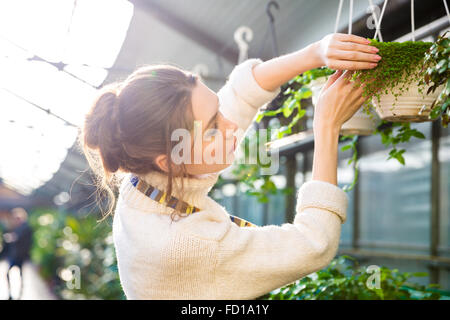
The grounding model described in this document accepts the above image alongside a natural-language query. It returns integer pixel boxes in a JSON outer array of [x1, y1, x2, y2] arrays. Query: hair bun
[[83, 86, 124, 173], [84, 89, 118, 149]]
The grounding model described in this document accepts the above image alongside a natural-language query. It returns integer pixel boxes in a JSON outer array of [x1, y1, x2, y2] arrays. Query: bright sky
[[0, 0, 134, 194]]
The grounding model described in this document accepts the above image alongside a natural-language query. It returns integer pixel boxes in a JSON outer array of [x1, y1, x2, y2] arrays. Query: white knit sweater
[[112, 58, 348, 300]]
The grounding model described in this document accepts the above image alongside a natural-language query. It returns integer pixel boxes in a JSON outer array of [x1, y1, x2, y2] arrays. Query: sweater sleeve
[[217, 58, 281, 144], [214, 180, 348, 299]]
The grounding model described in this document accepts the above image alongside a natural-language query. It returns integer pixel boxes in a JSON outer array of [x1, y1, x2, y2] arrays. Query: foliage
[[295, 66, 335, 85], [254, 67, 335, 139], [420, 32, 450, 127], [255, 86, 311, 139], [375, 121, 426, 165], [351, 39, 433, 104], [230, 127, 292, 203], [258, 255, 447, 300], [29, 209, 124, 300], [339, 135, 359, 192]]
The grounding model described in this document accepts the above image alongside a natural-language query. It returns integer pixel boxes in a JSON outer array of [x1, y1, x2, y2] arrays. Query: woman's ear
[[154, 154, 169, 173]]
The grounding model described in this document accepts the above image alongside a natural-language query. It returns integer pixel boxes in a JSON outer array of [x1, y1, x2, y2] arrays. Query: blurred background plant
[[230, 127, 293, 203], [258, 255, 450, 300], [28, 209, 124, 300]]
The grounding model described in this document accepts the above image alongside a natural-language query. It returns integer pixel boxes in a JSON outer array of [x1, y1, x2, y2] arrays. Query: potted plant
[[352, 39, 445, 122], [303, 67, 379, 136]]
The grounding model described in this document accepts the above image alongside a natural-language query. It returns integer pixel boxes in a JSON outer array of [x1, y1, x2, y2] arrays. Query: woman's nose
[[224, 116, 238, 132]]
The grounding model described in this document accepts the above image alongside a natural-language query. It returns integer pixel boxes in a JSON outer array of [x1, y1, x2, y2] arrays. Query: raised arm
[[251, 33, 380, 92], [250, 33, 378, 185]]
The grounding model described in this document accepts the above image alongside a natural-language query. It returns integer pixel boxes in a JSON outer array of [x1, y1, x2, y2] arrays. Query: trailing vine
[[230, 127, 293, 203], [340, 135, 359, 192], [351, 39, 433, 104], [375, 121, 425, 165], [255, 81, 311, 139]]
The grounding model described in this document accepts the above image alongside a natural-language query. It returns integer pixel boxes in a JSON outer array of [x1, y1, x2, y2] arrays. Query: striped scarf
[[130, 175, 257, 228]]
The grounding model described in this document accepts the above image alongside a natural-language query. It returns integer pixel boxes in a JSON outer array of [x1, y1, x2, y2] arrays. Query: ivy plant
[[420, 32, 450, 127], [255, 84, 311, 139], [230, 127, 292, 203], [340, 135, 359, 192], [258, 255, 447, 300], [375, 121, 426, 165]]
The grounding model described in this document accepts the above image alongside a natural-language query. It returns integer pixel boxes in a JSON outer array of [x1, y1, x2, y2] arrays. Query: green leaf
[[282, 99, 297, 118], [411, 131, 425, 139], [255, 113, 265, 123], [341, 144, 352, 151], [411, 272, 429, 278]]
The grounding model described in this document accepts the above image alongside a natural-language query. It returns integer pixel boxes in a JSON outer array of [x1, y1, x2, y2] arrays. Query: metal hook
[[192, 63, 209, 81], [266, 0, 280, 57], [266, 1, 279, 23], [234, 26, 254, 64]]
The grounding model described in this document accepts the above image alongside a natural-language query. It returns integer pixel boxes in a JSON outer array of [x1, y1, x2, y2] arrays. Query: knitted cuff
[[228, 58, 281, 109], [296, 180, 348, 224]]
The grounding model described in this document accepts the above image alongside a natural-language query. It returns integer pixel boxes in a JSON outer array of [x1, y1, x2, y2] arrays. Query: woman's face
[[182, 80, 239, 176]]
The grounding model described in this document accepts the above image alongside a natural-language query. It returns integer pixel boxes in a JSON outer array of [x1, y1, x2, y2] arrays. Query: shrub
[[258, 255, 448, 300], [29, 209, 124, 300]]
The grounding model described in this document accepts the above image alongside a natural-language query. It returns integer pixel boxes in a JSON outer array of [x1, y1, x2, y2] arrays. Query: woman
[[81, 33, 380, 299]]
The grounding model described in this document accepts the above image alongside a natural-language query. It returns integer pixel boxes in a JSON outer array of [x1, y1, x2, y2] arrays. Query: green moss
[[352, 39, 433, 104]]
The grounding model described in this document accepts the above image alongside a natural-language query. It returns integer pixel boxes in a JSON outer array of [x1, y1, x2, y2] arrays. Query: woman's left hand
[[314, 33, 381, 70]]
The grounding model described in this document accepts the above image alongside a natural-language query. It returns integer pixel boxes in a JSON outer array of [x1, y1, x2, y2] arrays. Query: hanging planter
[[352, 39, 444, 123], [340, 105, 378, 136], [371, 80, 443, 122], [304, 68, 378, 136]]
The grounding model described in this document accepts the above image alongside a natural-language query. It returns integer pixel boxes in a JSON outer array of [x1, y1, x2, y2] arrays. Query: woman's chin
[[185, 161, 233, 176]]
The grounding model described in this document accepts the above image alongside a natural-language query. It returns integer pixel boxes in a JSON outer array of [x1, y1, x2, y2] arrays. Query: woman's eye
[[206, 127, 219, 138]]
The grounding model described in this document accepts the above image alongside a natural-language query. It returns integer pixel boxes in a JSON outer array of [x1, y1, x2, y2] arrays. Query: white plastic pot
[[307, 77, 378, 136], [340, 106, 378, 136], [372, 81, 444, 122], [308, 77, 329, 106]]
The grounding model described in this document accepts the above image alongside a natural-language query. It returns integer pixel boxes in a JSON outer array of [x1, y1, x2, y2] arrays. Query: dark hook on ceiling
[[266, 0, 279, 23], [266, 0, 280, 57]]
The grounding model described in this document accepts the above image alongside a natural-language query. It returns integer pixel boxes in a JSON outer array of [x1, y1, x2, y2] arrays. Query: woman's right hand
[[313, 70, 368, 131]]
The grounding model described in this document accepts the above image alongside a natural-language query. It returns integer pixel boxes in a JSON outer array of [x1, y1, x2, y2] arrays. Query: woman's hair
[[79, 64, 199, 221]]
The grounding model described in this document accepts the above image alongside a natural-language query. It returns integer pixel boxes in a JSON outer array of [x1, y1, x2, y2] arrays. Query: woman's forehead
[[191, 80, 219, 126]]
